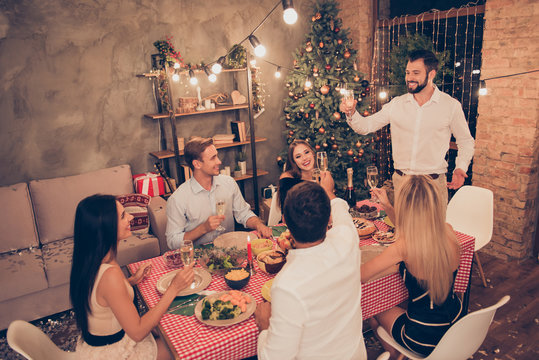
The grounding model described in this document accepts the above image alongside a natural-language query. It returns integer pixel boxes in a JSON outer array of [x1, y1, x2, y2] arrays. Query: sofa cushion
[[117, 193, 151, 235], [117, 234, 160, 266], [41, 238, 74, 287], [29, 164, 134, 245], [0, 249, 48, 302], [0, 183, 39, 253]]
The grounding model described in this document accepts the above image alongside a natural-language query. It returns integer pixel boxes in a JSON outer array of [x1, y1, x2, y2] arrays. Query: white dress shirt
[[257, 198, 367, 360], [165, 175, 255, 249], [347, 85, 475, 174]]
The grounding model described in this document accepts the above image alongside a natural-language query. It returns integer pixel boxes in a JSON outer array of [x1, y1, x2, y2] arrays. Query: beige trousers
[[392, 172, 448, 206]]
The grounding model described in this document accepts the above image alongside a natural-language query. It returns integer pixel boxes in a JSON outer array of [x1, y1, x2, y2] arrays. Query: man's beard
[[406, 76, 428, 94]]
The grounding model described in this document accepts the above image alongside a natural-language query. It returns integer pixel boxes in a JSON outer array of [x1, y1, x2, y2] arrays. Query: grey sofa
[[0, 164, 170, 330]]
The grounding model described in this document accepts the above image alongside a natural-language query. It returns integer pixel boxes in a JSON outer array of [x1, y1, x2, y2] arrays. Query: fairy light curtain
[[370, 3, 485, 183]]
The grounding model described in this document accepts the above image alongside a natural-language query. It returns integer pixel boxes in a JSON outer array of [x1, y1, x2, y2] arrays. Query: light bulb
[[173, 62, 181, 69], [379, 91, 388, 99], [305, 78, 312, 88], [208, 73, 217, 83], [189, 69, 198, 85], [472, 69, 481, 74], [283, 8, 298, 24], [254, 44, 266, 57], [211, 62, 222, 74], [275, 66, 282, 78], [172, 73, 180, 82]]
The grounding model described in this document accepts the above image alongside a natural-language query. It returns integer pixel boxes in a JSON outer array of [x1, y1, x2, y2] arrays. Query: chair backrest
[[7, 320, 78, 360], [446, 185, 494, 251], [426, 295, 510, 359], [267, 190, 282, 227]]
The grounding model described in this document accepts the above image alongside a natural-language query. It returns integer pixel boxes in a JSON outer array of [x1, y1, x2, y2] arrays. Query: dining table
[[127, 210, 475, 360]]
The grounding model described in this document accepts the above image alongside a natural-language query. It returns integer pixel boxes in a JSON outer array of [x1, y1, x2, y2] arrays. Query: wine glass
[[180, 240, 195, 288], [342, 85, 355, 115], [311, 168, 321, 183], [366, 165, 379, 203], [215, 199, 226, 232], [316, 152, 328, 171]]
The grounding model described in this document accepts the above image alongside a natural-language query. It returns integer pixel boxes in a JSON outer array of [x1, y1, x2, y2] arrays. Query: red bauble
[[331, 144, 338, 150], [309, 103, 315, 109], [313, 66, 318, 73], [315, 145, 321, 151], [355, 141, 362, 148], [320, 85, 329, 95], [333, 112, 341, 120], [337, 39, 343, 45], [335, 27, 340, 33], [319, 41, 324, 48], [347, 149, 354, 156], [363, 110, 369, 116], [319, 127, 325, 134], [315, 12, 321, 20], [325, 64, 331, 70], [353, 157, 359, 163], [304, 113, 309, 118], [289, 130, 294, 136], [312, 16, 316, 21], [344, 50, 351, 59]]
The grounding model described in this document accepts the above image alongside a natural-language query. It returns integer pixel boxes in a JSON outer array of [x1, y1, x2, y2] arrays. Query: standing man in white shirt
[[340, 49, 475, 204], [165, 138, 272, 249], [254, 174, 367, 360]]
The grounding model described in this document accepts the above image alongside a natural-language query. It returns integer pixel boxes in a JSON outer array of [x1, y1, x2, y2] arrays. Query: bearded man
[[340, 49, 475, 204]]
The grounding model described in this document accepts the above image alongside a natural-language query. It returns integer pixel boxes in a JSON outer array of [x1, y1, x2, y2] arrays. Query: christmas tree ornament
[[347, 149, 354, 156], [365, 86, 370, 93], [309, 103, 315, 109], [315, 144, 321, 151], [332, 144, 338, 150], [299, 107, 304, 112], [319, 41, 324, 48], [330, 136, 335, 142], [289, 130, 294, 136], [336, 66, 342, 71], [315, 12, 321, 20], [337, 151, 342, 158], [323, 143, 328, 148], [277, 156, 282, 162], [337, 39, 343, 45], [313, 66, 319, 73], [334, 27, 340, 33], [286, 82, 291, 87], [315, 110, 319, 119], [376, 136, 380, 141], [312, 16, 316, 21], [325, 64, 331, 70], [355, 141, 362, 148], [361, 80, 369, 88], [354, 75, 360, 82], [343, 50, 351, 59], [353, 157, 359, 163], [289, 91, 294, 98], [361, 91, 367, 98], [318, 127, 325, 134], [363, 110, 369, 116], [304, 113, 309, 118], [320, 85, 329, 95], [333, 112, 341, 120], [286, 122, 290, 128], [286, 114, 291, 119], [294, 96, 299, 100], [306, 44, 313, 52]]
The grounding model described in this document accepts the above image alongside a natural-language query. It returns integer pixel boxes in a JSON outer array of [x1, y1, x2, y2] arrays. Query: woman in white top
[[70, 194, 194, 359]]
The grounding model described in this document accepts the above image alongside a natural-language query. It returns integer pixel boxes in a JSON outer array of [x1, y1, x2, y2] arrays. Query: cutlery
[[166, 290, 217, 313]]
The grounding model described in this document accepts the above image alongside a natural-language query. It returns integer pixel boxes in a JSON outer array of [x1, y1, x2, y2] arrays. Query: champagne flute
[[215, 199, 226, 232], [316, 152, 328, 171], [180, 240, 195, 288], [366, 165, 379, 203], [342, 85, 355, 115], [311, 168, 321, 183]]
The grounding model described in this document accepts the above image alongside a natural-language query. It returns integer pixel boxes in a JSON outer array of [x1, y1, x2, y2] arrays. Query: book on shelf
[[230, 121, 246, 142], [212, 134, 236, 145], [181, 165, 192, 180]]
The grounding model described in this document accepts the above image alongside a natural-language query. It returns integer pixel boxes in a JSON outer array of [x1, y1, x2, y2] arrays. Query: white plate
[[261, 279, 273, 302], [194, 291, 256, 327], [156, 268, 212, 296], [213, 231, 252, 250]]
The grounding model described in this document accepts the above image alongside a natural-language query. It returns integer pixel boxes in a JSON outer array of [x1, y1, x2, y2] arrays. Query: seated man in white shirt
[[165, 137, 272, 249], [254, 173, 367, 360]]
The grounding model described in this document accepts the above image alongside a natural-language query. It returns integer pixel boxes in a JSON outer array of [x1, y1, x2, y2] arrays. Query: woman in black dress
[[361, 175, 462, 358], [277, 140, 316, 210]]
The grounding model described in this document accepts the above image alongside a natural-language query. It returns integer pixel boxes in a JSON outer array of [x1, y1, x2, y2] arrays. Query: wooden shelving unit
[[149, 137, 267, 159], [144, 104, 249, 119]]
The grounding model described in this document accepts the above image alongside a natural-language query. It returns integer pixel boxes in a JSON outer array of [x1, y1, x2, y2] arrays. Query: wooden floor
[[365, 252, 539, 360]]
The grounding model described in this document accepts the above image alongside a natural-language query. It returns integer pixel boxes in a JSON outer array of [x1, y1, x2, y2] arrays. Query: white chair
[[267, 190, 282, 227], [446, 185, 494, 287], [7, 320, 78, 360], [377, 295, 509, 360]]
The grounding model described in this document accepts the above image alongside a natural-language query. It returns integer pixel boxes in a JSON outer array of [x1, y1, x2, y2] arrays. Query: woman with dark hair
[[277, 139, 316, 210], [70, 194, 194, 359]]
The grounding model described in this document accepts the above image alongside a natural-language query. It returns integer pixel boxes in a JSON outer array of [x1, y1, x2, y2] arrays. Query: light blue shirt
[[165, 174, 256, 249]]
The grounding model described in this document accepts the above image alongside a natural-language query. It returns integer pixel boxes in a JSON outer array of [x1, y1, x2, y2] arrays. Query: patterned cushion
[[41, 238, 74, 287], [0, 249, 48, 302], [117, 193, 151, 235]]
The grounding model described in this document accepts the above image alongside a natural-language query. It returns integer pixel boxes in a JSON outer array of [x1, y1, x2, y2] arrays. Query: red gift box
[[133, 172, 165, 197]]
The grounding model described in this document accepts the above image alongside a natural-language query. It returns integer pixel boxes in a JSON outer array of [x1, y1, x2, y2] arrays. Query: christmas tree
[[279, 0, 377, 199]]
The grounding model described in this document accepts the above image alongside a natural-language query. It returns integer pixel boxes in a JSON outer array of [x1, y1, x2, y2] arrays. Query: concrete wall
[[0, 0, 311, 201], [473, 0, 539, 260]]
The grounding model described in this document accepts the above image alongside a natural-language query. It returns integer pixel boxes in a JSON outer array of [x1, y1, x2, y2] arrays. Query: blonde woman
[[362, 176, 462, 358]]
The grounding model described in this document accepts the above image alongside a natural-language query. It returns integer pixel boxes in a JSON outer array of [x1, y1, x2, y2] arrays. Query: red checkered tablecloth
[[129, 225, 474, 359]]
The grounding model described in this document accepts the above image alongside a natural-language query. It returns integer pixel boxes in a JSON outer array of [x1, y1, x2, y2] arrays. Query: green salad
[[201, 298, 241, 320]]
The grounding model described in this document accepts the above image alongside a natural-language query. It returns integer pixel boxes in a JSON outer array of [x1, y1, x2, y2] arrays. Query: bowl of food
[[354, 204, 378, 219], [224, 267, 251, 290], [251, 238, 273, 256], [199, 247, 247, 276], [257, 250, 286, 274], [163, 249, 183, 267]]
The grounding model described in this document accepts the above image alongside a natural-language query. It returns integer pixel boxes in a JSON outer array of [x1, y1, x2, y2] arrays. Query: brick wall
[[339, 0, 374, 77], [474, 0, 539, 260]]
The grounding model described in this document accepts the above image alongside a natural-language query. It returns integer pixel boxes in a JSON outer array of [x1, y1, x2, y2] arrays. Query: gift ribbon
[[134, 173, 160, 196]]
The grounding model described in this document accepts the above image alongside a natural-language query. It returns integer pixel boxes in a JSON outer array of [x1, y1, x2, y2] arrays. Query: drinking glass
[[180, 240, 196, 288], [342, 86, 355, 115], [311, 168, 321, 183], [215, 199, 226, 232], [316, 152, 328, 171], [366, 165, 379, 203]]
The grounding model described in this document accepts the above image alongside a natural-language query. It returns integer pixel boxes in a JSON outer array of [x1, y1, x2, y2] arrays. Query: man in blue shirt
[[166, 138, 272, 249]]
